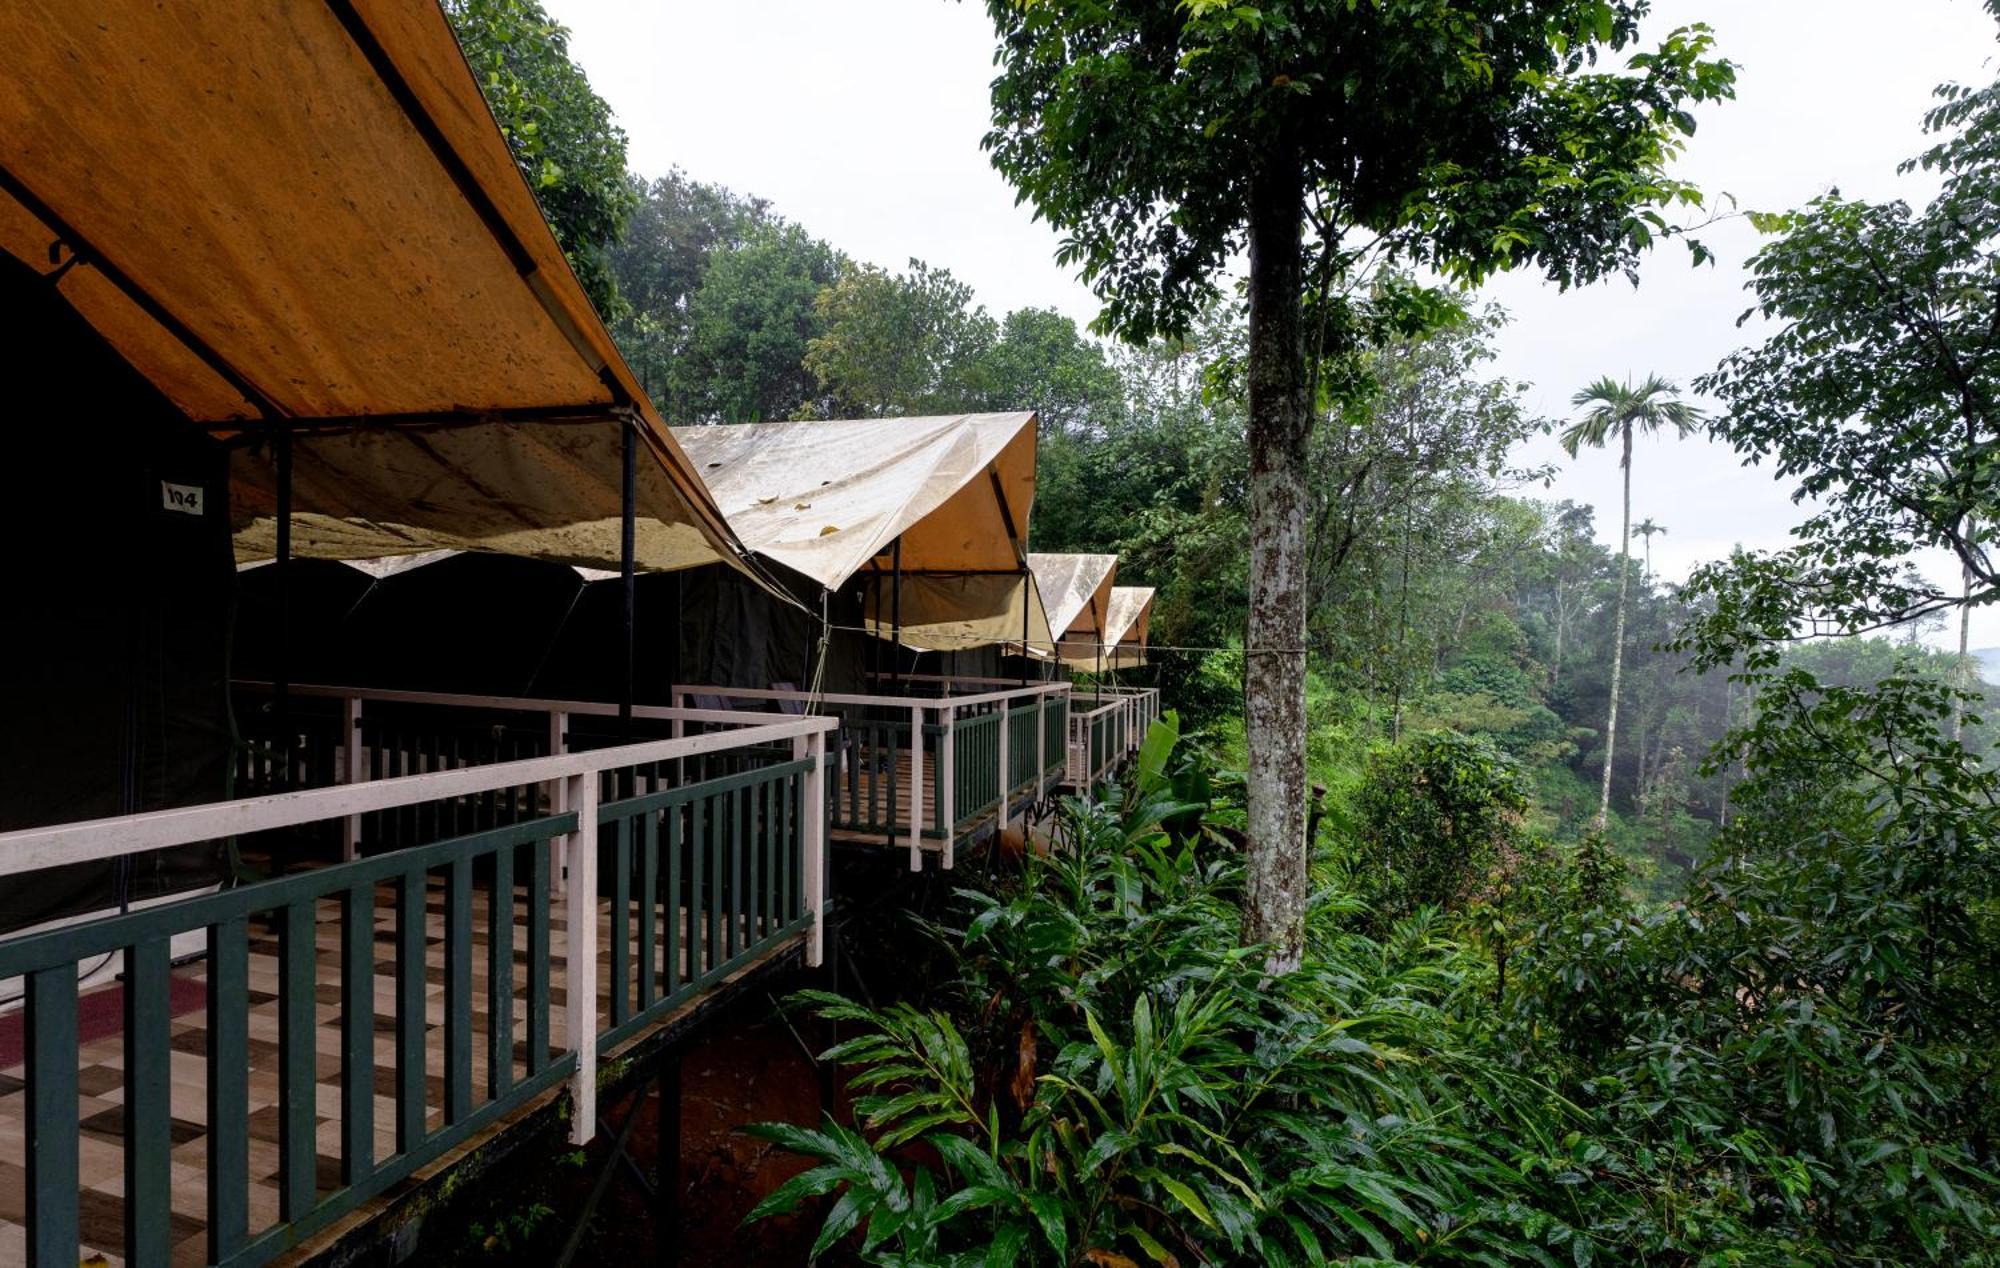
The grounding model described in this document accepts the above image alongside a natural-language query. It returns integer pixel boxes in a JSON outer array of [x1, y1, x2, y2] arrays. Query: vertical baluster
[[279, 901, 318, 1221], [489, 844, 516, 1100], [207, 916, 250, 1262], [780, 770, 794, 924], [396, 872, 426, 1150], [528, 840, 551, 1074], [762, 774, 776, 941], [26, 965, 78, 1268], [123, 939, 171, 1268], [341, 884, 375, 1185], [638, 811, 658, 1013], [446, 857, 473, 1124], [611, 814, 631, 1028], [727, 787, 742, 960], [708, 792, 726, 973], [691, 795, 708, 980]]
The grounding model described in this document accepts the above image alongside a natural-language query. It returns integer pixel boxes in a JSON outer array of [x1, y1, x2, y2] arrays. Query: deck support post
[[340, 696, 364, 859], [564, 769, 599, 1145], [796, 731, 826, 966], [908, 705, 924, 872], [656, 1051, 683, 1267]]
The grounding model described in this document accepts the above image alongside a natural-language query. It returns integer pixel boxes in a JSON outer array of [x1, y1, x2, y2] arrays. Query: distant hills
[[1974, 647, 2000, 683]]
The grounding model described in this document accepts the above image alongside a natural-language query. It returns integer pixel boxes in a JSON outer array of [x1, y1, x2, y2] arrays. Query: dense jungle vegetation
[[449, 0, 2000, 1260]]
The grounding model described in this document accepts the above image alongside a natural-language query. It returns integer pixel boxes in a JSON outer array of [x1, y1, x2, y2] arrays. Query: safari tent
[[0, 0, 748, 911], [1062, 585, 1156, 672], [1028, 552, 1120, 666]]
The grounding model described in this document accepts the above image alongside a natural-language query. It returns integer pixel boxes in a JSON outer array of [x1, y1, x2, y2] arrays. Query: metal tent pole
[[891, 539, 903, 688], [1019, 573, 1029, 688], [275, 419, 294, 790], [620, 413, 637, 733]]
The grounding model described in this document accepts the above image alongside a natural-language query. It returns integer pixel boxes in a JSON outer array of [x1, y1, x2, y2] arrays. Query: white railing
[[669, 681, 1070, 872], [0, 688, 834, 1148]]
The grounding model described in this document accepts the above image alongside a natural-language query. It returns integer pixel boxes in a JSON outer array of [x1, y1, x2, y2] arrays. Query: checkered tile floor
[[0, 879, 789, 1266]]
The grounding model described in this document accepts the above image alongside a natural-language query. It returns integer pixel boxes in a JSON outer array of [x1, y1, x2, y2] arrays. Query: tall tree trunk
[[1955, 516, 1974, 743], [1242, 154, 1311, 974], [1598, 423, 1633, 829]]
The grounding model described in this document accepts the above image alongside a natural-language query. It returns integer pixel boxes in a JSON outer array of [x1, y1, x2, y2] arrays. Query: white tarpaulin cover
[[0, 0, 742, 574], [1062, 585, 1154, 669], [672, 414, 1037, 587], [1029, 552, 1117, 659], [674, 414, 1049, 649]]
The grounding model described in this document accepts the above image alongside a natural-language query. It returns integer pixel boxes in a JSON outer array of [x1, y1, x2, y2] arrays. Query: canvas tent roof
[[673, 414, 1051, 651], [1061, 585, 1154, 669], [0, 0, 740, 574], [1029, 553, 1118, 660]]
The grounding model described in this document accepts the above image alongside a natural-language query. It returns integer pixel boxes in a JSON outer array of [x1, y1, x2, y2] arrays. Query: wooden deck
[[0, 877, 799, 1266]]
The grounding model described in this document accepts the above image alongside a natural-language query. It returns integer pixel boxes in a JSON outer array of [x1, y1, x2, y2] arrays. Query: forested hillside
[[450, 0, 2000, 1261]]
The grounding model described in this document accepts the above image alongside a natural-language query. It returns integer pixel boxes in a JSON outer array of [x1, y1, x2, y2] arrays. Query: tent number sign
[[159, 480, 204, 516]]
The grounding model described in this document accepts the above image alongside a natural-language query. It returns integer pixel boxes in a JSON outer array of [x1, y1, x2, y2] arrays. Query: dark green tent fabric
[[0, 252, 232, 931]]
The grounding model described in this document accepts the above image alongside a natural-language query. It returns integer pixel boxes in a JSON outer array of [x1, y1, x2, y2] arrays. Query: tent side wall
[[0, 252, 231, 928]]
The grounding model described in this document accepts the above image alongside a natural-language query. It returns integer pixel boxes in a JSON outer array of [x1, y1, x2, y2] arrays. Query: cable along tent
[[671, 413, 1055, 675], [0, 0, 756, 925]]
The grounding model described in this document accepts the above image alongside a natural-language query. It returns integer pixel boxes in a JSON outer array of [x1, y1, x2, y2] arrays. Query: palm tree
[[1562, 375, 1704, 829], [1633, 517, 1667, 578]]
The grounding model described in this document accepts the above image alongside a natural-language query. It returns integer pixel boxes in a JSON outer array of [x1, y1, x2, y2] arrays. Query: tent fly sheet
[[673, 414, 1053, 651], [0, 0, 743, 575], [1028, 552, 1118, 662], [1063, 584, 1154, 670]]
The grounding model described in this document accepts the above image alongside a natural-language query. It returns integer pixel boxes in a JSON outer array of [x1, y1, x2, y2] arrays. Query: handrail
[[0, 705, 833, 876], [248, 680, 803, 728], [673, 680, 1069, 711]]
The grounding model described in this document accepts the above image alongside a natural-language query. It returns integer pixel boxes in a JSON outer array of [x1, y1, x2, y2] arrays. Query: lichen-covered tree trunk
[[1242, 156, 1311, 973]]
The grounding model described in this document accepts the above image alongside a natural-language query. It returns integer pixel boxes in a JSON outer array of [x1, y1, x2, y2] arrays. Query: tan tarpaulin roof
[[1029, 553, 1118, 660], [861, 571, 1054, 653], [672, 414, 1037, 587], [1062, 585, 1154, 669], [0, 0, 740, 573]]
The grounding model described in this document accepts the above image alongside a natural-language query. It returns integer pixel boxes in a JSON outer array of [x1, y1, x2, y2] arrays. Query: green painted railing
[[831, 713, 949, 843], [1007, 698, 1042, 792], [596, 758, 814, 1052], [0, 694, 831, 1268], [0, 816, 575, 1268], [950, 709, 1004, 827], [1044, 693, 1069, 782]]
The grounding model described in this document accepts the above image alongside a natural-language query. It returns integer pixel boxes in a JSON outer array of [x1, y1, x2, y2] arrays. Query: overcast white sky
[[546, 0, 2000, 645]]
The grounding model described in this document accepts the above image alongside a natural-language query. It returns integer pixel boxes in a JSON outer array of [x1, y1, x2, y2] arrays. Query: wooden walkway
[[0, 878, 798, 1266]]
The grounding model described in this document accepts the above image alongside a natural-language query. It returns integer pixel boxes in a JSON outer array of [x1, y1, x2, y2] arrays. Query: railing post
[[549, 711, 569, 894], [997, 698, 1011, 830], [940, 707, 957, 870], [1035, 692, 1047, 802], [669, 687, 684, 785], [563, 769, 598, 1145], [341, 695, 364, 860], [795, 730, 826, 967], [908, 704, 925, 872]]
